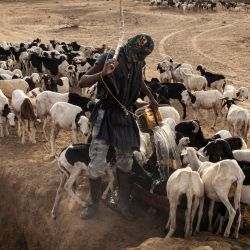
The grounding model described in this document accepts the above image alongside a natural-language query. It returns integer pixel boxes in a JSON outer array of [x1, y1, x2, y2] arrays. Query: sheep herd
[[0, 38, 250, 240]]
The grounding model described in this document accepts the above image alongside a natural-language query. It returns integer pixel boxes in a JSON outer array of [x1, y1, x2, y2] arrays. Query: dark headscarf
[[124, 33, 154, 63]]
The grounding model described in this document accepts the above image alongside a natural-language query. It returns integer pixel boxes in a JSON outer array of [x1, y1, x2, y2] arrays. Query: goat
[[165, 167, 204, 238], [175, 119, 235, 149], [142, 78, 187, 120], [12, 89, 40, 143], [24, 73, 40, 90], [181, 147, 245, 238], [196, 64, 226, 93], [223, 98, 249, 143], [0, 89, 15, 137], [180, 69, 207, 91], [0, 79, 29, 98], [41, 74, 70, 93], [51, 144, 115, 219], [49, 102, 89, 157], [181, 90, 223, 128], [36, 91, 69, 139]]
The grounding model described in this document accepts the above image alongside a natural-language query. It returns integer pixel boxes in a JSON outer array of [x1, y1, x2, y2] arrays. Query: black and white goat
[[41, 74, 70, 93], [51, 144, 115, 219], [24, 73, 40, 90], [196, 64, 226, 93], [0, 89, 15, 137]]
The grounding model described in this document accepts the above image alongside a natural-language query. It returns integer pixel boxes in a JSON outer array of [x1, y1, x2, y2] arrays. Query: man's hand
[[150, 98, 159, 124], [102, 58, 119, 76]]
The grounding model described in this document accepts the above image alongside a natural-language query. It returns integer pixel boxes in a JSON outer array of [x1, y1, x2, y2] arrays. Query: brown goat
[[20, 98, 40, 143]]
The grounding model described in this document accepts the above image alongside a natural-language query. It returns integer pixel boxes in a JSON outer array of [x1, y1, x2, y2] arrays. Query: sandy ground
[[0, 0, 250, 249]]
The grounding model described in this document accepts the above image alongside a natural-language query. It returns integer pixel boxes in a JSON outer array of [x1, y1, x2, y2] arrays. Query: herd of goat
[[0, 38, 250, 239], [149, 0, 250, 12]]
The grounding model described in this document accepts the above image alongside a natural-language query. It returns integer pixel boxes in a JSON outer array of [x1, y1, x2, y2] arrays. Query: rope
[[100, 0, 142, 118]]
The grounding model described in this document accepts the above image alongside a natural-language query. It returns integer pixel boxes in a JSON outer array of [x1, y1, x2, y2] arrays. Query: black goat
[[175, 120, 208, 149], [41, 74, 64, 92], [175, 120, 240, 150], [203, 137, 247, 163]]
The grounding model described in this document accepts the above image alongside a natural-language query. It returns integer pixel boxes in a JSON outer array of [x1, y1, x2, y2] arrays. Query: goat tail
[[222, 79, 227, 92], [27, 120, 31, 132], [233, 174, 243, 211], [243, 119, 249, 142], [203, 80, 207, 90]]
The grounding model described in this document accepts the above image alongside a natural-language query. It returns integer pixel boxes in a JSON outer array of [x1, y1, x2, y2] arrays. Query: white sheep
[[181, 90, 223, 128], [181, 147, 245, 239], [49, 102, 89, 157], [0, 89, 15, 137], [0, 79, 29, 98], [165, 167, 204, 238]]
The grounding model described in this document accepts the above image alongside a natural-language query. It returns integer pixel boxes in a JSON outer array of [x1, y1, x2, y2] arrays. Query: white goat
[[182, 147, 245, 239], [223, 85, 237, 99], [223, 85, 249, 101], [181, 69, 207, 91], [0, 68, 23, 78], [181, 90, 223, 128], [159, 106, 180, 124], [165, 167, 204, 238], [49, 102, 89, 157], [236, 87, 249, 101], [36, 91, 69, 139], [0, 61, 7, 70], [223, 99, 249, 143], [0, 89, 15, 137], [0, 79, 29, 98]]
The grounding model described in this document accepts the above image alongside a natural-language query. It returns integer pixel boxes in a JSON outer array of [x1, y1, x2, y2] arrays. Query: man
[[79, 33, 158, 221]]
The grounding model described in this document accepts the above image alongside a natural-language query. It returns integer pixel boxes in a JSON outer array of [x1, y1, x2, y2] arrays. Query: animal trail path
[[158, 15, 250, 84]]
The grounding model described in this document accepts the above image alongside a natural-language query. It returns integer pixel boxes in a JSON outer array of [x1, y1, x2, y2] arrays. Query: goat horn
[[232, 98, 243, 102]]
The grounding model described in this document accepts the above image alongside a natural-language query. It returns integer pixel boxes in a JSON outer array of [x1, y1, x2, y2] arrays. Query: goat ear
[[196, 151, 205, 158], [31, 91, 37, 97]]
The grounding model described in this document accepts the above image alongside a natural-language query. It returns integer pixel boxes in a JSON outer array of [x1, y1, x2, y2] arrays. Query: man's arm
[[141, 80, 158, 111], [79, 65, 103, 88], [79, 58, 119, 88]]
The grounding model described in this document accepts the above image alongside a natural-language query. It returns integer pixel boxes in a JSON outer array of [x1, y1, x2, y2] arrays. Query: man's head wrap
[[124, 33, 154, 62]]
